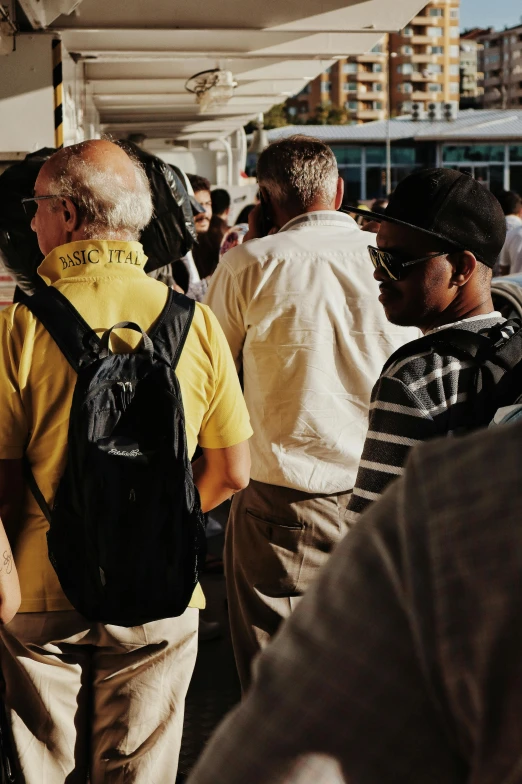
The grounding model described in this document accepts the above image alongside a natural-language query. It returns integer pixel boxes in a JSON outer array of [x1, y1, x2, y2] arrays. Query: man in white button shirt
[[205, 135, 416, 689], [497, 190, 522, 275]]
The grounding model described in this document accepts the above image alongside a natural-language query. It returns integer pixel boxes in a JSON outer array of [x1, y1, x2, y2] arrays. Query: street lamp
[[386, 51, 398, 195]]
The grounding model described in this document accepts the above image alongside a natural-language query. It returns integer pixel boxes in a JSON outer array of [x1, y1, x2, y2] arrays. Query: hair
[[256, 135, 338, 212], [47, 145, 153, 241], [211, 188, 231, 215], [371, 198, 389, 215], [236, 204, 255, 224], [497, 190, 522, 216], [187, 174, 211, 194]]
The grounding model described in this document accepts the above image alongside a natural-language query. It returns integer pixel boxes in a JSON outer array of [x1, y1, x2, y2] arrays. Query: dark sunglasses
[[368, 246, 451, 281], [21, 194, 66, 220]]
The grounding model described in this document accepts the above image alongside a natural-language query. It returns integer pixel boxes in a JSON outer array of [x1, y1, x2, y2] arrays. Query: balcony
[[357, 71, 386, 81], [357, 109, 386, 120], [357, 90, 386, 100], [411, 90, 431, 100], [411, 15, 433, 24], [357, 53, 387, 64], [411, 35, 439, 45], [484, 75, 501, 87], [412, 53, 438, 63]]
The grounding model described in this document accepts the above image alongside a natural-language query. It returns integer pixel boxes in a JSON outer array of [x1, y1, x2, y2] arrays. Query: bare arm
[[192, 441, 251, 513], [0, 460, 22, 623]]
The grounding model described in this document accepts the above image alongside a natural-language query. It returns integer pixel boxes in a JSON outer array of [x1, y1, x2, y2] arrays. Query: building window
[[429, 7, 443, 16], [449, 64, 460, 75], [402, 45, 413, 55], [401, 101, 413, 112], [450, 26, 460, 38], [343, 62, 358, 73], [371, 43, 384, 53], [366, 146, 386, 164], [450, 82, 460, 93], [345, 101, 358, 111], [450, 45, 460, 57], [333, 146, 362, 165], [397, 63, 413, 74], [425, 63, 443, 73], [402, 82, 413, 93], [427, 27, 444, 36], [403, 26, 413, 36], [322, 81, 332, 92], [431, 46, 444, 54], [345, 82, 358, 92], [373, 101, 383, 110], [450, 7, 459, 18], [373, 82, 383, 92], [443, 144, 505, 163], [372, 63, 383, 72], [428, 83, 443, 92]]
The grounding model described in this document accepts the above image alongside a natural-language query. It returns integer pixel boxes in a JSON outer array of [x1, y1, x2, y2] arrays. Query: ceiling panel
[[35, 0, 427, 144]]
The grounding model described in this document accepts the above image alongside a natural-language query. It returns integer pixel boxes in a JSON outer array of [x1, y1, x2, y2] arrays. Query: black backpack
[[22, 286, 206, 626], [0, 148, 54, 297], [382, 319, 522, 431], [117, 141, 197, 273]]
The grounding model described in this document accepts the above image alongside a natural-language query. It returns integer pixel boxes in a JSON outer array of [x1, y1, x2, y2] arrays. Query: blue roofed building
[[266, 109, 522, 203]]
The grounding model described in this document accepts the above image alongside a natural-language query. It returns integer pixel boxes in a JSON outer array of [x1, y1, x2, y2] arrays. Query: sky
[[460, 0, 521, 31]]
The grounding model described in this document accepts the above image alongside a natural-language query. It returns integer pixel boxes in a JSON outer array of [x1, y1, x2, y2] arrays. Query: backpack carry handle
[[99, 321, 154, 358]]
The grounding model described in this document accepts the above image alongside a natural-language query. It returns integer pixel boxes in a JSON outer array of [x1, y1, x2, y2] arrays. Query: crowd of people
[[0, 133, 519, 784]]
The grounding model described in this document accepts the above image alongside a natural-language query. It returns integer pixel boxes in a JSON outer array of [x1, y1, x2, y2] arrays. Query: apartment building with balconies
[[286, 1, 460, 124], [286, 37, 389, 124], [479, 24, 522, 109], [389, 0, 461, 117], [459, 29, 486, 109]]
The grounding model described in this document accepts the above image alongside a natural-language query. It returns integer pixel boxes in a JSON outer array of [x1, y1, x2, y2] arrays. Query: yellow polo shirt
[[0, 240, 252, 613]]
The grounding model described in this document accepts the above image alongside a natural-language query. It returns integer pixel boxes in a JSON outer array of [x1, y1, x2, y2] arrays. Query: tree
[[262, 103, 290, 129], [308, 103, 330, 125], [327, 106, 349, 125]]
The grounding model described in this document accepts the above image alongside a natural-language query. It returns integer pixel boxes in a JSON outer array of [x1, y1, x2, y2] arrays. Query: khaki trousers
[[0, 607, 199, 783], [225, 479, 351, 691]]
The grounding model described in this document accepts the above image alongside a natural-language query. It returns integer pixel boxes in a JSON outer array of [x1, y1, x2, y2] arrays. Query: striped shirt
[[346, 313, 503, 525]]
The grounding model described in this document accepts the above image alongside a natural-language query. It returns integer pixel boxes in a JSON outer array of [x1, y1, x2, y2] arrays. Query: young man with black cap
[[346, 168, 507, 525]]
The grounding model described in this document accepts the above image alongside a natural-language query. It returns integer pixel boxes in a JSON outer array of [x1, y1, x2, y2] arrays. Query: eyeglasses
[[21, 194, 65, 220], [368, 246, 451, 281]]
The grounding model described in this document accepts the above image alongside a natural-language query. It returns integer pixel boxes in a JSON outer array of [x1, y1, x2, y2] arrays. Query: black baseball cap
[[347, 168, 506, 268]]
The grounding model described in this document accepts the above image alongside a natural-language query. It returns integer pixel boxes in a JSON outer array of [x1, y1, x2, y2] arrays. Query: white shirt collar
[[279, 211, 359, 233], [425, 312, 503, 336]]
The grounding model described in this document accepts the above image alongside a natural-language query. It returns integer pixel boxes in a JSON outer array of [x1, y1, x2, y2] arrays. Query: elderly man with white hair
[[0, 140, 252, 783], [205, 134, 417, 690]]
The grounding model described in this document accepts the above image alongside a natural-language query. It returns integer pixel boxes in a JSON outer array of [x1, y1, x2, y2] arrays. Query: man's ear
[[61, 197, 81, 232], [449, 250, 477, 286], [335, 176, 344, 211]]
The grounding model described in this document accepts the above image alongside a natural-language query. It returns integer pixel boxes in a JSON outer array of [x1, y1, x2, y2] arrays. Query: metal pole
[[385, 46, 392, 195]]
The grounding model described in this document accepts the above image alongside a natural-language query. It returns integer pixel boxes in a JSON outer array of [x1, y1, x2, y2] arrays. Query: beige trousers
[[225, 479, 351, 691], [0, 607, 199, 783]]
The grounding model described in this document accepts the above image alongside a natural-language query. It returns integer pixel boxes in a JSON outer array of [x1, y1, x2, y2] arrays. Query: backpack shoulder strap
[[149, 288, 195, 370], [382, 327, 494, 376], [20, 286, 100, 373]]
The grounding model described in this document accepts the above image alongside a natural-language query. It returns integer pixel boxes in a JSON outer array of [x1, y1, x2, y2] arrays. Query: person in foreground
[[205, 134, 417, 689], [188, 418, 522, 784], [0, 515, 20, 625], [346, 168, 506, 525], [497, 189, 522, 275], [0, 140, 252, 783]]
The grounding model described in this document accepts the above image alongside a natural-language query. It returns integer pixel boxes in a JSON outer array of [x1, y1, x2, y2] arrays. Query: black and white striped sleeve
[[346, 374, 436, 525]]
